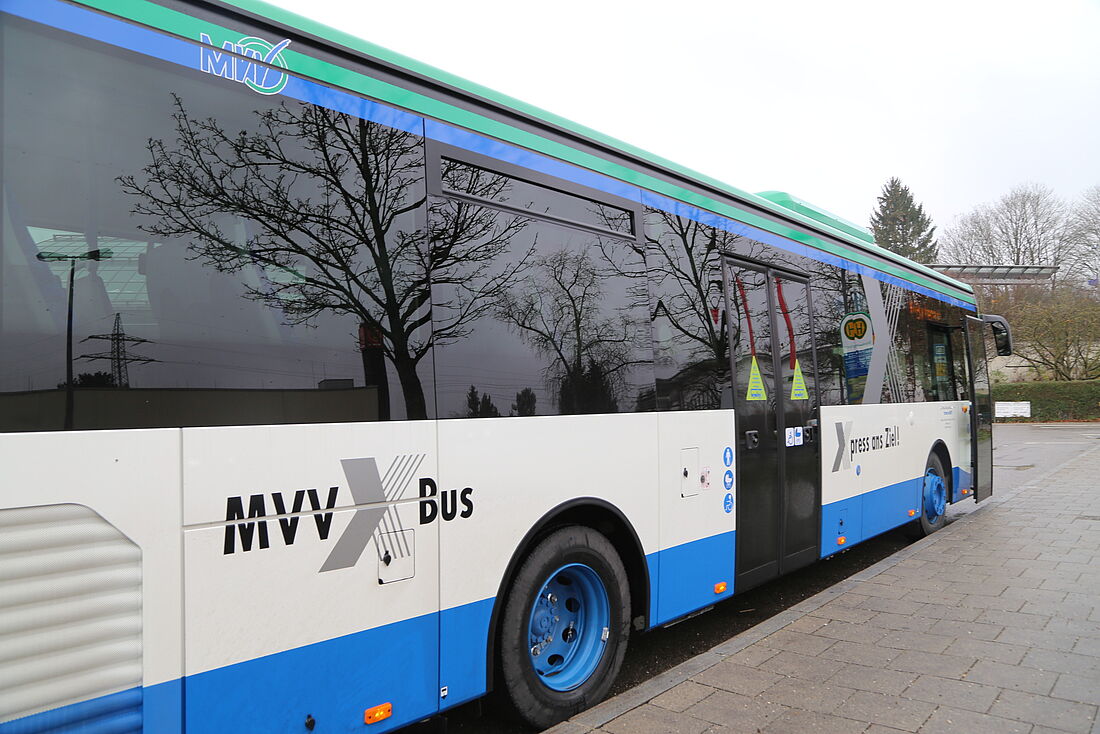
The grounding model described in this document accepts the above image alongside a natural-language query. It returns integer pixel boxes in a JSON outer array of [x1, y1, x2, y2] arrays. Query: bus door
[[964, 316, 994, 501], [724, 259, 821, 592]]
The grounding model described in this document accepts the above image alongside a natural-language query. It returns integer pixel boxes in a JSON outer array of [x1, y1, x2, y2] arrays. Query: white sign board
[[995, 401, 1031, 418]]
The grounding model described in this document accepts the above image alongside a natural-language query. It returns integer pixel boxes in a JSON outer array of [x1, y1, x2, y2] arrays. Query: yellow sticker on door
[[790, 359, 809, 400], [746, 355, 767, 401]]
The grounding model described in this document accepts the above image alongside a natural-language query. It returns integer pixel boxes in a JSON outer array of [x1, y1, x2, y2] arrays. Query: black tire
[[498, 526, 630, 730], [908, 451, 949, 538]]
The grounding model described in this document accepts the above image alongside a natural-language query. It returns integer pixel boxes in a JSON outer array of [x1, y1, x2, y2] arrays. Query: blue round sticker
[[856, 465, 862, 476], [723, 469, 734, 490], [723, 493, 734, 513], [723, 446, 734, 467]]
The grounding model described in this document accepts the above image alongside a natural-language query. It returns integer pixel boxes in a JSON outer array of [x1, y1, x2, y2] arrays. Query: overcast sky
[[263, 0, 1100, 241]]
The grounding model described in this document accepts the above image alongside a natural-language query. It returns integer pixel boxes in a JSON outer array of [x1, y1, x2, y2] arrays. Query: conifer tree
[[869, 178, 938, 263]]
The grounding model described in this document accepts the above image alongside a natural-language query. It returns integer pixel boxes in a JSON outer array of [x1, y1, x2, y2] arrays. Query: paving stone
[[899, 589, 967, 605], [601, 704, 711, 734], [758, 650, 844, 683], [650, 681, 715, 713], [1022, 600, 1095, 620], [827, 663, 918, 696], [758, 629, 837, 656], [1000, 587, 1068, 605], [876, 630, 955, 654], [762, 677, 856, 714], [544, 723, 591, 734], [990, 689, 1098, 734], [691, 661, 782, 697], [976, 608, 1052, 630], [888, 649, 976, 678], [963, 659, 1058, 695], [1022, 647, 1100, 677], [820, 640, 902, 668], [761, 708, 868, 734], [996, 627, 1080, 652], [954, 622, 1005, 641], [684, 689, 788, 730], [865, 726, 909, 734], [902, 674, 1000, 713], [944, 637, 1028, 665], [837, 690, 937, 732], [917, 706, 1032, 734], [866, 612, 937, 633], [858, 582, 912, 600], [859, 597, 927, 616], [1046, 616, 1100, 640], [785, 615, 830, 635], [958, 594, 1026, 612], [1050, 672, 1100, 705], [814, 619, 889, 644], [1072, 635, 1100, 656], [920, 603, 982, 622], [722, 644, 780, 668], [809, 605, 879, 624]]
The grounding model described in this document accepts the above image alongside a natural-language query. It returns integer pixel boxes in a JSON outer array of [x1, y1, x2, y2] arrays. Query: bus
[[0, 1, 1013, 731]]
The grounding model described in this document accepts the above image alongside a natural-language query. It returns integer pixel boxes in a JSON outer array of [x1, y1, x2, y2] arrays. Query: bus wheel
[[498, 526, 630, 729], [915, 452, 948, 536]]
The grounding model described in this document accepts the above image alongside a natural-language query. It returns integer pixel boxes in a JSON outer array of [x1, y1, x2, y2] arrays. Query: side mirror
[[983, 314, 1013, 356]]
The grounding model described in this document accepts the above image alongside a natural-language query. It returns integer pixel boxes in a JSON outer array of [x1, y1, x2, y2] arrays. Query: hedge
[[992, 380, 1100, 422]]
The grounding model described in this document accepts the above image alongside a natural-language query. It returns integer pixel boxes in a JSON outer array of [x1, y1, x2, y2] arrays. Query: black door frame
[[723, 256, 822, 592]]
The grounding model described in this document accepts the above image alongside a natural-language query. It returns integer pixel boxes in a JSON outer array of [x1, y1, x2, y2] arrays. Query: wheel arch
[[483, 497, 650, 693], [929, 439, 953, 495]]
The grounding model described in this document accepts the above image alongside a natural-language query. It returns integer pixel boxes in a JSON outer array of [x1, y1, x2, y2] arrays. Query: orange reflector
[[364, 703, 392, 725], [908, 509, 917, 517], [714, 581, 728, 594], [963, 489, 970, 495], [837, 536, 847, 545], [962, 406, 969, 413]]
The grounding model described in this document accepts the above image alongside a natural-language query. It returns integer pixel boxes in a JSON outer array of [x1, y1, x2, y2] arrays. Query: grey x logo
[[832, 421, 853, 473], [319, 455, 423, 572]]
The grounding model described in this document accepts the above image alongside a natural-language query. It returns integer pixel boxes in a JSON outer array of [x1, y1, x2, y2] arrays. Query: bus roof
[[67, 0, 975, 304]]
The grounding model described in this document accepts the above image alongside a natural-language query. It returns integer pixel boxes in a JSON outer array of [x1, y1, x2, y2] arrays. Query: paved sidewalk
[[548, 443, 1100, 734]]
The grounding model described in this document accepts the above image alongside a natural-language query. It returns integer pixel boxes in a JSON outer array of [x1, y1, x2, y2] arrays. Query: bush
[[992, 380, 1100, 422]]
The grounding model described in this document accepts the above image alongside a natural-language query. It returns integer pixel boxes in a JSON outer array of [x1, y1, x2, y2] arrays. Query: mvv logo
[[223, 488, 338, 554]]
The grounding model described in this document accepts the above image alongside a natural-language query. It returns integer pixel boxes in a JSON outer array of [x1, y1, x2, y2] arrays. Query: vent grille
[[0, 504, 143, 731]]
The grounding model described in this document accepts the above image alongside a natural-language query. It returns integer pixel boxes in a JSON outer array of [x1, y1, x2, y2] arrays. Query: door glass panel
[[772, 276, 818, 561], [726, 264, 777, 577], [965, 316, 994, 501]]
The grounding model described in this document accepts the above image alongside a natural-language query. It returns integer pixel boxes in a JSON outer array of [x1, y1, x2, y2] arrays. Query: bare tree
[[1002, 286, 1100, 380], [1069, 185, 1100, 285], [122, 97, 524, 419], [940, 184, 1083, 284]]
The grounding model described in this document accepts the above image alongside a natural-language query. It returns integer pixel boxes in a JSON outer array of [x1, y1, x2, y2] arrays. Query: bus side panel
[[820, 402, 972, 555], [180, 423, 439, 734], [0, 430, 183, 734], [653, 410, 737, 625], [435, 413, 659, 707]]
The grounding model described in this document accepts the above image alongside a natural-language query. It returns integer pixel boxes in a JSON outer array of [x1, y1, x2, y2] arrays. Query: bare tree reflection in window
[[121, 97, 524, 419]]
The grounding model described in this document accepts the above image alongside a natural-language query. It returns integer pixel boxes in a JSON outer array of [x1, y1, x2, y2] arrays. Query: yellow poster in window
[[790, 359, 809, 400], [746, 355, 767, 401]]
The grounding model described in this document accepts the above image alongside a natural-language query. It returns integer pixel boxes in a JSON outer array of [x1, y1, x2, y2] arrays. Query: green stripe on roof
[[67, 0, 974, 305]]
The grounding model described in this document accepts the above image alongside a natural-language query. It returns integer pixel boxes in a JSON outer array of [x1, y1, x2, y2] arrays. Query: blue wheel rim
[[923, 468, 946, 522], [527, 563, 610, 691]]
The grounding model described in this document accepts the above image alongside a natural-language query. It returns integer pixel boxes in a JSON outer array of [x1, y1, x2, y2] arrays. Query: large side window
[[642, 208, 733, 411], [429, 154, 651, 417], [1, 15, 434, 430]]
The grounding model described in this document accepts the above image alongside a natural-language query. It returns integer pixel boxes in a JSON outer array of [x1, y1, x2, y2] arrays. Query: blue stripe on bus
[[952, 466, 973, 502], [647, 531, 735, 627], [820, 475, 926, 558], [2, 0, 973, 312]]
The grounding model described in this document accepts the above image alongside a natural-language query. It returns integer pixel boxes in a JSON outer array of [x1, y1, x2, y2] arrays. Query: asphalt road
[[412, 422, 1100, 734]]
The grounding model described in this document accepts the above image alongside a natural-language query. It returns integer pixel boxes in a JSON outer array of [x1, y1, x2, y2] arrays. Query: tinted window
[[430, 194, 651, 417], [1, 16, 432, 430], [442, 159, 633, 235], [643, 207, 733, 410]]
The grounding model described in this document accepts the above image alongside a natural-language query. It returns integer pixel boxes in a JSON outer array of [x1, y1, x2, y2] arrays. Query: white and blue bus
[[0, 1, 1013, 731]]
